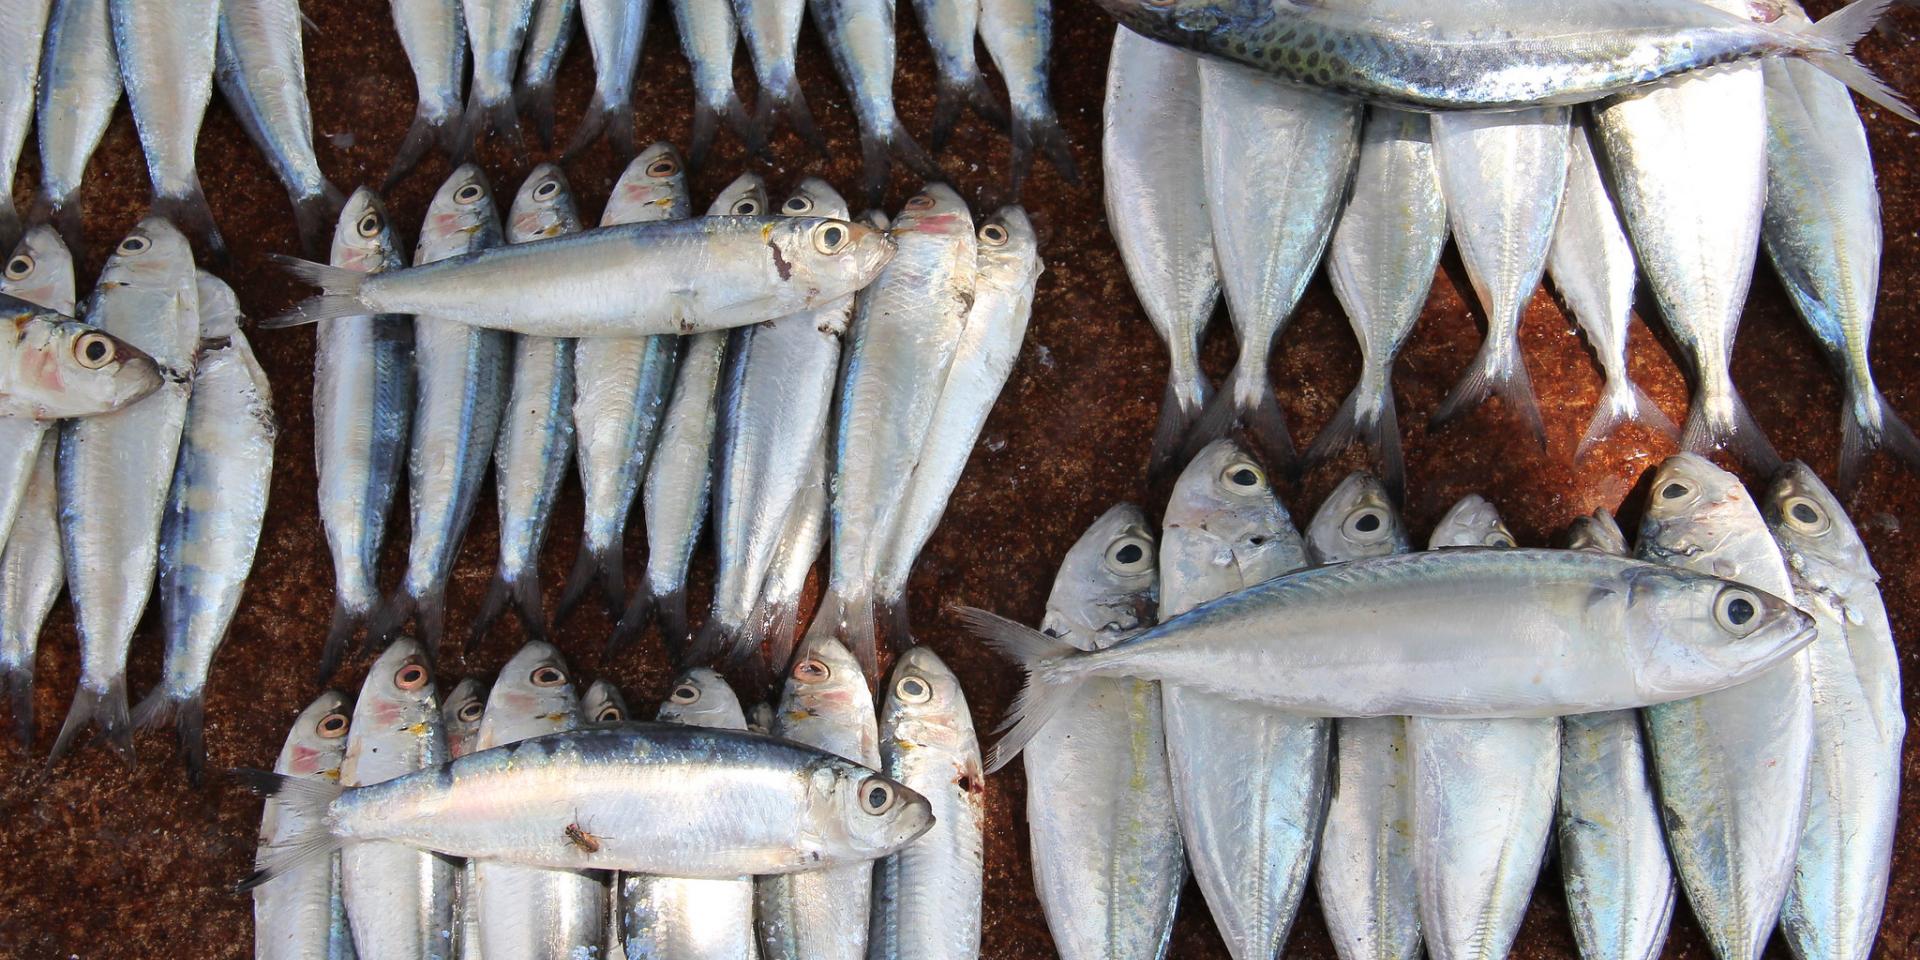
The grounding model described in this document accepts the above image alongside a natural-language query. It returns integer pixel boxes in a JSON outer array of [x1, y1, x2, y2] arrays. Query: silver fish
[[50, 219, 200, 765], [559, 146, 688, 625], [807, 0, 940, 204], [874, 206, 1040, 643], [910, 0, 1006, 152], [314, 189, 412, 681], [36, 0, 122, 253], [1635, 453, 1813, 960], [1102, 27, 1216, 476], [469, 165, 581, 647], [253, 691, 356, 960], [443, 675, 488, 960], [1305, 471, 1419, 960], [387, 0, 467, 184], [0, 293, 163, 421], [1306, 109, 1448, 498], [673, 0, 748, 163], [1410, 496, 1557, 960], [733, 0, 824, 153], [978, 0, 1075, 190], [581, 678, 626, 725], [515, 0, 574, 146], [110, 0, 225, 257], [458, 0, 536, 150], [1161, 440, 1323, 960], [569, 0, 650, 160], [751, 439, 828, 671], [1559, 507, 1676, 960], [1428, 106, 1569, 445], [869, 646, 986, 960], [621, 668, 757, 960], [138, 274, 276, 785], [0, 440, 61, 748], [1190, 59, 1359, 470], [368, 164, 508, 658], [1547, 119, 1675, 461], [1765, 463, 1904, 960], [1018, 504, 1179, 960], [336, 639, 454, 960], [0, 0, 51, 251], [216, 0, 344, 257], [0, 227, 77, 561], [812, 184, 976, 676], [0, 224, 76, 316]]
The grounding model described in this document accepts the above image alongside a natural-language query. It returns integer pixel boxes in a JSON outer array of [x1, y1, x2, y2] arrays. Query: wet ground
[[3, 1, 1920, 957]]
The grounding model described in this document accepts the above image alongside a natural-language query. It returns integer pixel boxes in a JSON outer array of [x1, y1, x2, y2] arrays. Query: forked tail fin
[[952, 606, 1084, 773]]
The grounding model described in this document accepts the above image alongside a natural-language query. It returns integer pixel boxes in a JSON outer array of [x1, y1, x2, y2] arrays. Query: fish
[[1635, 452, 1813, 960], [810, 184, 976, 675], [110, 0, 226, 259], [49, 219, 201, 765], [1427, 106, 1569, 445], [626, 173, 768, 655], [266, 214, 896, 338], [458, 0, 537, 152], [0, 224, 76, 316], [366, 165, 509, 658], [733, 0, 825, 153], [215, 0, 345, 257], [1018, 503, 1181, 959], [691, 178, 851, 666], [910, 0, 1007, 152], [581, 678, 626, 724], [808, 0, 941, 204], [252, 691, 356, 960], [515, 0, 575, 146], [568, 0, 649, 160], [314, 189, 413, 681], [1592, 15, 1779, 473], [0, 0, 52, 252], [1546, 118, 1676, 460], [1160, 440, 1324, 960], [136, 273, 276, 785], [442, 675, 489, 960], [758, 635, 880, 960], [1558, 507, 1676, 960], [874, 206, 1041, 643], [869, 646, 987, 960], [472, 642, 605, 960], [1305, 471, 1421, 960], [0, 227, 77, 558], [978, 0, 1075, 190], [1102, 28, 1216, 476], [0, 294, 164, 421], [672, 0, 749, 164], [1090, 0, 1916, 121], [1762, 6, 1917, 491], [468, 165, 582, 647], [335, 639, 455, 960], [560, 146, 689, 627], [1409, 496, 1557, 960], [1306, 109, 1448, 498], [35, 0, 122, 254], [0, 441, 62, 748], [387, 0, 467, 185], [751, 439, 829, 672], [620, 668, 757, 960], [1765, 463, 1904, 960], [1188, 59, 1360, 470]]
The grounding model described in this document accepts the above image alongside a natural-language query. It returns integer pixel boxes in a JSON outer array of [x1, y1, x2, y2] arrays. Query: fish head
[[279, 690, 354, 779], [332, 188, 405, 274], [1163, 439, 1304, 599], [1, 305, 167, 418], [0, 224, 76, 315], [442, 677, 490, 758], [195, 271, 244, 340], [657, 667, 747, 730], [351, 638, 441, 745], [1621, 564, 1815, 700], [779, 178, 851, 221], [98, 219, 194, 294], [604, 143, 691, 225], [780, 635, 876, 744], [1042, 503, 1160, 651], [1763, 461, 1876, 594], [477, 641, 580, 748], [708, 172, 769, 218], [975, 205, 1043, 292], [881, 646, 978, 755], [1306, 470, 1408, 563], [509, 164, 582, 242], [815, 760, 936, 858], [892, 183, 973, 240], [1564, 508, 1628, 555], [769, 216, 897, 302], [1429, 494, 1516, 549], [581, 679, 630, 726], [1637, 454, 1790, 594], [419, 164, 502, 261]]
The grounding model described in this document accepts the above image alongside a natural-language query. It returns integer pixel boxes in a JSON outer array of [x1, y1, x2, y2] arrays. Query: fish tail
[[686, 613, 732, 667], [1183, 353, 1295, 470], [132, 688, 209, 787], [1148, 377, 1211, 481], [317, 600, 365, 683], [32, 192, 86, 262], [232, 769, 346, 892], [554, 540, 625, 625], [807, 587, 880, 678], [0, 195, 20, 255], [1680, 384, 1783, 474], [930, 78, 967, 155], [457, 87, 525, 161], [1306, 380, 1406, 502], [881, 593, 914, 652], [293, 182, 348, 261], [1010, 106, 1081, 197], [365, 585, 431, 657], [261, 255, 370, 328], [953, 606, 1082, 773], [48, 676, 132, 768], [516, 79, 560, 149], [385, 101, 458, 189], [1839, 384, 1920, 492], [1577, 376, 1677, 462], [565, 92, 636, 163], [151, 180, 229, 265], [752, 81, 828, 158], [969, 74, 1011, 131], [762, 598, 803, 676], [3, 664, 34, 749], [467, 569, 547, 654], [608, 583, 655, 657], [1431, 334, 1546, 449], [655, 589, 690, 658], [1800, 0, 1920, 124]]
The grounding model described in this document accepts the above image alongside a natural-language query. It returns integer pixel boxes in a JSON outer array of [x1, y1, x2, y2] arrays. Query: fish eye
[[979, 223, 1009, 246], [669, 682, 701, 704], [316, 711, 350, 738], [116, 235, 150, 255], [1714, 587, 1763, 635], [533, 179, 560, 201], [858, 777, 897, 815], [793, 658, 831, 683], [895, 675, 932, 703], [1343, 507, 1388, 543], [1782, 496, 1828, 533], [457, 699, 483, 723], [783, 195, 814, 214], [454, 182, 486, 204], [1659, 479, 1694, 502], [813, 222, 850, 255], [645, 156, 680, 178], [904, 194, 936, 211], [1105, 536, 1152, 574], [4, 253, 33, 280], [73, 333, 115, 370], [530, 664, 567, 687], [356, 211, 384, 238], [596, 705, 624, 722], [1220, 462, 1265, 491], [1486, 532, 1516, 548], [730, 198, 760, 216], [394, 660, 430, 691]]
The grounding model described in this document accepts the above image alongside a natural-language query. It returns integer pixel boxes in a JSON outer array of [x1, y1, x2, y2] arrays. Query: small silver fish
[[36, 0, 122, 253], [672, 0, 748, 163], [253, 691, 356, 960], [0, 295, 163, 422], [569, 0, 650, 160], [458, 0, 536, 150], [750, 438, 829, 671], [910, 0, 1006, 152], [808, 0, 940, 204], [0, 0, 52, 251], [0, 440, 61, 748], [216, 0, 345, 256], [733, 0, 825, 153], [443, 676, 488, 959], [581, 679, 626, 725], [0, 226, 78, 554], [515, 0, 575, 146], [387, 0, 467, 184], [111, 0, 226, 258], [978, 0, 1076, 191]]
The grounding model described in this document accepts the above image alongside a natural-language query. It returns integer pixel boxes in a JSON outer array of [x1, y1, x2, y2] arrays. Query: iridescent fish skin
[[216, 0, 344, 256], [0, 0, 52, 251], [978, 0, 1075, 190], [733, 0, 824, 153], [569, 0, 650, 160], [111, 0, 226, 257], [37, 0, 123, 253], [0, 227, 77, 559], [807, 0, 940, 204], [387, 0, 467, 184], [515, 0, 575, 146], [672, 0, 748, 163], [751, 440, 828, 670], [253, 691, 356, 960]]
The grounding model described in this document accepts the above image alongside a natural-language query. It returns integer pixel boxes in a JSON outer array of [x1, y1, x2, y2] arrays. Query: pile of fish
[[246, 635, 985, 959], [1106, 0, 1920, 494], [384, 0, 1076, 199], [961, 440, 1902, 960], [296, 145, 1041, 686], [0, 217, 276, 783]]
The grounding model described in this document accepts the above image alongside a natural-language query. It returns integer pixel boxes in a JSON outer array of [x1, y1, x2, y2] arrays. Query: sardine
[[751, 439, 828, 672], [0, 227, 77, 559], [387, 0, 467, 184], [0, 440, 61, 748], [978, 0, 1075, 190], [36, 0, 122, 253], [732, 0, 824, 152], [910, 0, 1006, 152], [581, 679, 626, 725], [253, 691, 356, 960], [458, 0, 536, 150], [0, 293, 162, 421], [443, 675, 489, 960], [0, 0, 51, 251], [216, 0, 345, 256], [672, 0, 748, 163], [807, 0, 940, 204], [110, 0, 226, 258], [515, 0, 574, 146], [569, 0, 650, 160]]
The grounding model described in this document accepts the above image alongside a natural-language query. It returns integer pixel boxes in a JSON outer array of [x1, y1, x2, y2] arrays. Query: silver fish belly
[[216, 0, 342, 255], [254, 691, 355, 960], [36, 0, 122, 250], [110, 0, 225, 255]]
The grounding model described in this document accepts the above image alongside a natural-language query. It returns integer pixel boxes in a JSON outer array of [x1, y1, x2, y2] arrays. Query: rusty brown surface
[[2, 1, 1919, 957]]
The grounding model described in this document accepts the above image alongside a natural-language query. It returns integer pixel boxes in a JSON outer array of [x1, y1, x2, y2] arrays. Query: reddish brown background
[[2, 1, 1918, 956]]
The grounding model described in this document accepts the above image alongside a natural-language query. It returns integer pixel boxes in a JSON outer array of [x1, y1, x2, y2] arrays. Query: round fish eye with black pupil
[[1221, 463, 1264, 490], [454, 183, 485, 204], [1488, 533, 1515, 548], [794, 658, 830, 682], [1715, 588, 1762, 635], [1660, 481, 1692, 501], [1106, 537, 1151, 573], [646, 157, 679, 178], [1344, 508, 1388, 543], [896, 676, 931, 703], [859, 778, 895, 814], [670, 683, 700, 704], [395, 661, 430, 691], [597, 706, 623, 722], [784, 196, 813, 213], [530, 665, 567, 687], [979, 223, 1008, 246], [905, 194, 935, 211], [317, 712, 349, 738], [533, 180, 560, 200], [1783, 496, 1827, 532], [74, 333, 114, 369], [457, 700, 483, 723], [813, 223, 849, 255], [731, 199, 759, 215], [117, 235, 150, 255], [356, 211, 383, 238], [4, 254, 31, 279]]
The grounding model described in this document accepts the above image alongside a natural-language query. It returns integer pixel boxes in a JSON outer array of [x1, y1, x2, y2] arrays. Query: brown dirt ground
[[2, 1, 1919, 957]]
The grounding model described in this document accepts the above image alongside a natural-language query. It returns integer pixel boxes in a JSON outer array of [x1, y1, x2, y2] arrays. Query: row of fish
[[250, 634, 984, 960], [1107, 1, 1917, 495], [968, 440, 1901, 960], [386, 0, 1076, 201]]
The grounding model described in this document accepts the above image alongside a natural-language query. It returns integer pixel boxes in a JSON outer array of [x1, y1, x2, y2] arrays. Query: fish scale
[[216, 0, 343, 256], [111, 0, 225, 257], [37, 0, 124, 252], [0, 0, 51, 251]]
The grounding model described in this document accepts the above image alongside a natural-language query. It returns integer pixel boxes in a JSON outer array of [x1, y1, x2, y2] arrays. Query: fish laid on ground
[[50, 219, 201, 764], [751, 440, 829, 671], [1765, 463, 1905, 960], [443, 675, 488, 960], [388, 0, 467, 184], [314, 189, 412, 680], [368, 165, 508, 657], [809, 0, 941, 204], [1635, 453, 1813, 960], [673, 0, 748, 163], [0, 441, 61, 748], [0, 230, 75, 543], [0, 294, 162, 422], [515, 0, 574, 146], [253, 691, 356, 960], [111, 0, 226, 258], [459, 0, 536, 151], [216, 0, 345, 257], [1306, 471, 1421, 960], [36, 0, 122, 253], [582, 678, 625, 724], [1306, 109, 1448, 497], [0, 0, 51, 252], [911, 0, 1006, 152], [1161, 440, 1324, 960], [733, 0, 824, 153], [469, 165, 582, 646], [569, 0, 649, 160], [1102, 28, 1216, 476], [978, 0, 1075, 190], [1189, 58, 1359, 469], [138, 274, 276, 785]]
